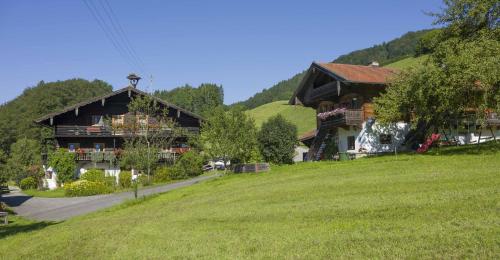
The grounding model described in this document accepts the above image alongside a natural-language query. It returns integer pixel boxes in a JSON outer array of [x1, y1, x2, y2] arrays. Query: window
[[347, 136, 355, 150], [112, 115, 124, 126], [92, 115, 103, 126], [379, 134, 392, 144], [94, 143, 105, 151], [68, 143, 80, 152]]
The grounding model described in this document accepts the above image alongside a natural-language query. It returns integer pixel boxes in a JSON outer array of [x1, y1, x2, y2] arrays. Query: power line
[[101, 0, 147, 71], [98, 0, 147, 72], [82, 0, 136, 71], [81, 0, 146, 76]]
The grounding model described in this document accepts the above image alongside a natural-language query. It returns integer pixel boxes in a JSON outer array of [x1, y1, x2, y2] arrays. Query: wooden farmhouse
[[290, 62, 500, 161], [36, 75, 202, 185]]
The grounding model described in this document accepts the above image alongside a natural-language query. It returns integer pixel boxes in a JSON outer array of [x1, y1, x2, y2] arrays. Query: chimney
[[369, 61, 379, 67]]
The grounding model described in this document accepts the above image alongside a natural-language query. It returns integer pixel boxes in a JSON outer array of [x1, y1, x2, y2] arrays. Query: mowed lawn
[[1, 144, 500, 259]]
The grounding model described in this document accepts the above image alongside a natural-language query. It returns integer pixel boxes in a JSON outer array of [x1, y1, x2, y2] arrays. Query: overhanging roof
[[35, 86, 204, 124], [289, 62, 398, 105]]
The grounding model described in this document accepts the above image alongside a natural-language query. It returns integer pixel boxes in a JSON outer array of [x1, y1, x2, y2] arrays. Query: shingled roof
[[315, 63, 396, 84]]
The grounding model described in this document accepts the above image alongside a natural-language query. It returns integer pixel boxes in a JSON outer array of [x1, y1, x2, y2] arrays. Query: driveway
[[0, 174, 217, 221]]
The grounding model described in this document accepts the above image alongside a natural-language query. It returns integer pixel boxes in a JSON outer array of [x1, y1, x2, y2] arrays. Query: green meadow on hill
[[246, 100, 316, 136], [1, 143, 499, 259], [384, 55, 429, 69]]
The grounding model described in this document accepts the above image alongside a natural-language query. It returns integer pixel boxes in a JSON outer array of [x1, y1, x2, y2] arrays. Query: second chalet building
[[36, 75, 202, 182], [290, 62, 500, 161]]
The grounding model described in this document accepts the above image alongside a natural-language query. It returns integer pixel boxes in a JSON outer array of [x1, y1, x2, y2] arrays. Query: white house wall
[[336, 121, 499, 155], [337, 122, 410, 154]]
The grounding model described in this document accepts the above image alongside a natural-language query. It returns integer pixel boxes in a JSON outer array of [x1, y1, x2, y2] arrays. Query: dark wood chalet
[[36, 84, 202, 164]]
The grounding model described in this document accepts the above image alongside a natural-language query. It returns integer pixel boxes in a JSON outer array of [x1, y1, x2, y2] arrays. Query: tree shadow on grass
[[0, 218, 56, 239], [426, 141, 500, 156], [0, 207, 58, 239]]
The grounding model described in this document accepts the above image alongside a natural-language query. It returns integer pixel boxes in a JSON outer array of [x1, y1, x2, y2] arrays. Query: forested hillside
[[233, 29, 434, 110], [0, 79, 112, 152], [154, 83, 224, 117]]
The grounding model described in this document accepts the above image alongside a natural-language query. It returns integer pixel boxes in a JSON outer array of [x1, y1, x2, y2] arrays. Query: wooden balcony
[[318, 109, 364, 127], [54, 125, 199, 137], [71, 149, 185, 162]]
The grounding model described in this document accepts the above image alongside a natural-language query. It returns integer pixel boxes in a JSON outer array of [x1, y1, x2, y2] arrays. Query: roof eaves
[[34, 86, 205, 124]]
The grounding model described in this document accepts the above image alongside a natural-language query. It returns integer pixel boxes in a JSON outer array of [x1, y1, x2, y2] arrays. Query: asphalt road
[[0, 174, 217, 221]]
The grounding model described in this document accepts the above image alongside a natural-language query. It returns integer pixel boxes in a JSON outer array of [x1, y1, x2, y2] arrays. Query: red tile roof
[[316, 63, 397, 84]]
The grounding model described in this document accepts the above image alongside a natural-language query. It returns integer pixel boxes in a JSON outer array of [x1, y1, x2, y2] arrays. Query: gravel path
[[0, 174, 217, 221]]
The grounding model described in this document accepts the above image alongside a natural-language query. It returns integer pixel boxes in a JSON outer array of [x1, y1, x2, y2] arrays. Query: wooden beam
[[75, 107, 79, 117], [177, 109, 181, 118], [50, 117, 53, 126], [128, 89, 131, 98], [101, 98, 105, 106]]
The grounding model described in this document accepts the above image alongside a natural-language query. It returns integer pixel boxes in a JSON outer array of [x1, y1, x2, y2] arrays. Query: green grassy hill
[[246, 100, 316, 136], [2, 143, 499, 259], [384, 54, 429, 69]]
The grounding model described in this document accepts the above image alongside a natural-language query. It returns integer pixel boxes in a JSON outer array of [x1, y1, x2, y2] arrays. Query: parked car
[[214, 160, 225, 170], [202, 164, 213, 171]]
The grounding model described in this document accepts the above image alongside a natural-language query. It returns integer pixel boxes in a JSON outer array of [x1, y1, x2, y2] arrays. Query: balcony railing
[[54, 125, 199, 137], [318, 108, 364, 127], [70, 149, 189, 162]]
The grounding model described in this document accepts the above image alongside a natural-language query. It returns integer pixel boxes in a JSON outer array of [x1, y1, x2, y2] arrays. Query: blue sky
[[0, 0, 441, 105]]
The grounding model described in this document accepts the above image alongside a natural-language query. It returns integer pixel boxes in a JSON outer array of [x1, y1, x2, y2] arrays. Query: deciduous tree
[[258, 115, 297, 164], [201, 107, 259, 169]]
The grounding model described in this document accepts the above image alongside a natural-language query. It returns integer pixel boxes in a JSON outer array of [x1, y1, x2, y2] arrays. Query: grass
[[246, 100, 316, 136], [23, 188, 66, 198], [1, 143, 499, 258], [384, 55, 429, 69]]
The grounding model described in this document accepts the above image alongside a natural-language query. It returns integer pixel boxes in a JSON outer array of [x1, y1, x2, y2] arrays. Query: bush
[[154, 167, 171, 183], [48, 149, 76, 184], [20, 177, 37, 190], [258, 114, 297, 165], [170, 151, 203, 180], [119, 171, 132, 188], [139, 174, 152, 186], [104, 176, 116, 188], [81, 169, 105, 183], [64, 180, 111, 197]]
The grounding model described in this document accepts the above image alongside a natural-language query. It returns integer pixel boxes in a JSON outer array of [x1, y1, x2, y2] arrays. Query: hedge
[[64, 180, 111, 197], [81, 169, 105, 183]]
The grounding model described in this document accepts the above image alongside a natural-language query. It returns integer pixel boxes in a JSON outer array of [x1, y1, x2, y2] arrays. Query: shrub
[[119, 171, 132, 188], [258, 114, 297, 165], [20, 177, 37, 190], [81, 169, 105, 183], [154, 167, 171, 183], [64, 180, 111, 197], [104, 176, 116, 188], [170, 151, 203, 180], [139, 174, 152, 186], [48, 149, 76, 184]]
